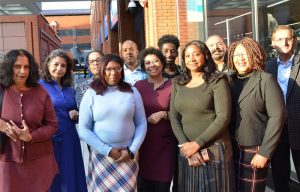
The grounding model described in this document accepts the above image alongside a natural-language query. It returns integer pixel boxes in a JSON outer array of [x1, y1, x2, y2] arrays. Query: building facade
[[0, 15, 60, 64], [45, 14, 91, 64], [90, 0, 299, 186], [90, 0, 299, 57]]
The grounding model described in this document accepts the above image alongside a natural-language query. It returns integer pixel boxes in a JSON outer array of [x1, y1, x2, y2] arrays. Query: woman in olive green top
[[169, 40, 235, 192], [227, 37, 285, 192]]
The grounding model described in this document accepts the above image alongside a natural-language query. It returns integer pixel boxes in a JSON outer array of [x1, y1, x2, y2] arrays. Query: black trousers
[[291, 149, 300, 182], [271, 125, 291, 192], [172, 148, 179, 192], [138, 177, 171, 192]]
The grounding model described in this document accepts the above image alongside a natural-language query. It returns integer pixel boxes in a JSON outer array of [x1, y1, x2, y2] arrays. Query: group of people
[[0, 24, 299, 192]]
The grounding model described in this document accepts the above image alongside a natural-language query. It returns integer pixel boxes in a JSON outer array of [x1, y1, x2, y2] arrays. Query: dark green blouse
[[169, 78, 231, 147]]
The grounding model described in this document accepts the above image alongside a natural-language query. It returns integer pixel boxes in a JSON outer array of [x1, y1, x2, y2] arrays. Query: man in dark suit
[[265, 25, 300, 192]]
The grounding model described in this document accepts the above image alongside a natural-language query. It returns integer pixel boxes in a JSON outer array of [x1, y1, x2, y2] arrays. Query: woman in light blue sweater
[[78, 54, 147, 192]]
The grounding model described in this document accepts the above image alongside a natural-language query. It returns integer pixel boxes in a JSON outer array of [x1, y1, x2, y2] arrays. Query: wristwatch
[[126, 147, 135, 159]]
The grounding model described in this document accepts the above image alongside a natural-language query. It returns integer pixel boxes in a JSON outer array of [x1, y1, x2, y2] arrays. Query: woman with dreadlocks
[[227, 37, 285, 192]]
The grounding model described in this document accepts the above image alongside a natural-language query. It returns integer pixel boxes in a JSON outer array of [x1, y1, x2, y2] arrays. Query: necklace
[[237, 72, 253, 79]]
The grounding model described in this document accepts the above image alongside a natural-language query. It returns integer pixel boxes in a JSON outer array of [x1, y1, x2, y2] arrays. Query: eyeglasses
[[233, 53, 247, 58], [274, 37, 294, 43], [89, 59, 101, 64], [105, 67, 123, 73], [144, 59, 161, 65]]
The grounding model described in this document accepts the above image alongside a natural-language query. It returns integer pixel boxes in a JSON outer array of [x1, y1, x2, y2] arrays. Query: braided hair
[[227, 37, 266, 72]]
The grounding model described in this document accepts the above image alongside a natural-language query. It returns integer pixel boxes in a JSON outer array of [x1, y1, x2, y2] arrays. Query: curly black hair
[[139, 47, 166, 72], [174, 40, 225, 85], [0, 49, 40, 88], [157, 34, 180, 50]]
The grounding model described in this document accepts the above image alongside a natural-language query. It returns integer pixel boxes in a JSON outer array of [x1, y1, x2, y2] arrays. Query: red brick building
[[90, 0, 203, 57], [0, 15, 60, 64]]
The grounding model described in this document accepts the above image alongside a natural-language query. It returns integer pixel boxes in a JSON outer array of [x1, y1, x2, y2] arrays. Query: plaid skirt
[[87, 150, 139, 192], [177, 140, 235, 192], [233, 144, 269, 192]]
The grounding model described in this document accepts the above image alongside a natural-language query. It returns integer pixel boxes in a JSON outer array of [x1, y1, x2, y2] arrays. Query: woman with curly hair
[[227, 37, 285, 192], [169, 40, 235, 191], [135, 47, 177, 191]]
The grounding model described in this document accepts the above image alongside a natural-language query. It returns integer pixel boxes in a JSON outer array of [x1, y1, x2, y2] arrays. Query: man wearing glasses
[[76, 50, 104, 107], [266, 25, 300, 192]]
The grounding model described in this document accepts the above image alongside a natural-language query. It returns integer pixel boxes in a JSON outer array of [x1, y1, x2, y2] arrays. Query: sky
[[42, 1, 91, 10]]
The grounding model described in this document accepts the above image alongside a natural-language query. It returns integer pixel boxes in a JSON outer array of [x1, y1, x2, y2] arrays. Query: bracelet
[[126, 147, 135, 159]]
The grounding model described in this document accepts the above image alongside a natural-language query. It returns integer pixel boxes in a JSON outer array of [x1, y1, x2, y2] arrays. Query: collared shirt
[[277, 54, 294, 102], [124, 64, 147, 85]]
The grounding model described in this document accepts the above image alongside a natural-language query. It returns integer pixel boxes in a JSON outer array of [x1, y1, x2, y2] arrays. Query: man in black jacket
[[265, 25, 300, 192]]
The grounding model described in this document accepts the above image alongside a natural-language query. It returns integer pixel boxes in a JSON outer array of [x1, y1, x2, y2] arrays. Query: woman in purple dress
[[135, 47, 177, 192]]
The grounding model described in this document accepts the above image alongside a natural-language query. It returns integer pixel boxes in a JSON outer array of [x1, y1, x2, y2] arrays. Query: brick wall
[[144, 0, 201, 53], [144, 0, 178, 47]]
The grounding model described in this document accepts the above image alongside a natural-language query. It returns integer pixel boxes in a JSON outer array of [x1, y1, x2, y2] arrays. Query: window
[[57, 29, 90, 36]]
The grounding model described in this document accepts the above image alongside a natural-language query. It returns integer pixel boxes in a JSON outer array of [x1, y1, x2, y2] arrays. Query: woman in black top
[[227, 37, 285, 192]]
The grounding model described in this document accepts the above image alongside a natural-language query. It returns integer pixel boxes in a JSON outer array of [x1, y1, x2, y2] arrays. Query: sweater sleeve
[[169, 83, 189, 144], [78, 89, 112, 156], [128, 87, 147, 155], [195, 78, 231, 147], [31, 93, 58, 142], [258, 74, 285, 159]]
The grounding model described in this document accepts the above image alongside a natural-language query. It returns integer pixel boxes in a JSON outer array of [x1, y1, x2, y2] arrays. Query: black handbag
[[0, 85, 4, 151]]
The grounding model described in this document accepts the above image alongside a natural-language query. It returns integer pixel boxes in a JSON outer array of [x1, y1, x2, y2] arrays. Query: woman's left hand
[[115, 149, 131, 163], [251, 154, 269, 168], [147, 111, 166, 124], [180, 141, 200, 158], [9, 120, 32, 142], [69, 110, 79, 120]]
